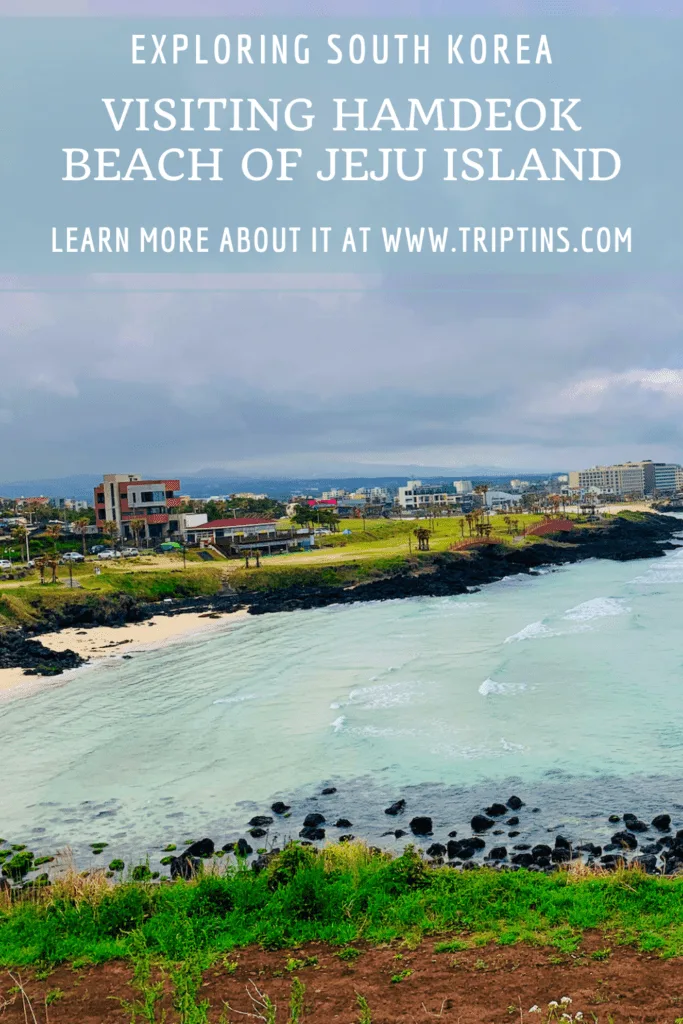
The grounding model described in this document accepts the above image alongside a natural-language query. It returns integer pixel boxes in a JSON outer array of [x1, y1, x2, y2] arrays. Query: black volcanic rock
[[249, 816, 273, 828], [652, 814, 671, 831], [335, 819, 353, 828], [487, 846, 507, 860], [183, 838, 214, 859], [299, 826, 325, 841], [236, 838, 253, 857], [471, 814, 494, 832], [170, 855, 200, 880], [271, 802, 291, 815], [303, 813, 325, 828], [623, 814, 648, 833], [485, 803, 508, 817], [611, 830, 638, 851], [385, 800, 406, 816], [426, 843, 447, 858], [0, 630, 84, 676], [507, 795, 524, 810], [410, 816, 433, 836]]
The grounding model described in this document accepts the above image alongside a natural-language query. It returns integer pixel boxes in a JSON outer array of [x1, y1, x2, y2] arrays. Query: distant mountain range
[[0, 466, 556, 501]]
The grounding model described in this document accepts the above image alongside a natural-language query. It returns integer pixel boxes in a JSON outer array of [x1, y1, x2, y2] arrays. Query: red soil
[[1, 934, 682, 1024]]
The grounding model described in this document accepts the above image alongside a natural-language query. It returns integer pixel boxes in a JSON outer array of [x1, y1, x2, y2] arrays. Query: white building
[[396, 480, 475, 512], [484, 490, 517, 510]]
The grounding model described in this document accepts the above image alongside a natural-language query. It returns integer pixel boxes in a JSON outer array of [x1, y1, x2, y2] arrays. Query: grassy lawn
[[2, 845, 683, 968], [0, 512, 595, 629]]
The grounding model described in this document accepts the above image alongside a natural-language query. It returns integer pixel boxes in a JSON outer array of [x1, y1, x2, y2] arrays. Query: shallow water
[[4, 534, 683, 864]]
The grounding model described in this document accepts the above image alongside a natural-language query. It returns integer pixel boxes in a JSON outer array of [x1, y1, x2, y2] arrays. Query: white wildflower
[[575, 1014, 584, 1021], [528, 1007, 541, 1015], [548, 1002, 559, 1009], [560, 996, 572, 1005]]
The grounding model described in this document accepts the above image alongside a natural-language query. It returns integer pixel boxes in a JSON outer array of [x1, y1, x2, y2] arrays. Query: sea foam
[[212, 694, 257, 705], [478, 678, 527, 697], [504, 620, 554, 643], [562, 597, 629, 622]]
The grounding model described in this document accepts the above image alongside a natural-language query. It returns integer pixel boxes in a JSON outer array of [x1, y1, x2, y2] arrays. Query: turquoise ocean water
[[3, 533, 683, 864]]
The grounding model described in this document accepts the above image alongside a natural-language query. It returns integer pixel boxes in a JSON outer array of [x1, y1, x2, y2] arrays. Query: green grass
[[4, 844, 683, 969]]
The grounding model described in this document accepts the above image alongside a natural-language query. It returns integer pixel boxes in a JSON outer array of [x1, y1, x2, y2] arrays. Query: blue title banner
[[0, 17, 678, 273]]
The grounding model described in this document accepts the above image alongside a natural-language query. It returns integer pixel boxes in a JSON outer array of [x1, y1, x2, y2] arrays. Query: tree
[[34, 555, 49, 584], [48, 554, 59, 584], [45, 523, 62, 552], [474, 484, 490, 514], [102, 520, 119, 546], [73, 517, 90, 556], [11, 525, 28, 562], [128, 517, 146, 548], [291, 503, 314, 528], [414, 527, 430, 551]]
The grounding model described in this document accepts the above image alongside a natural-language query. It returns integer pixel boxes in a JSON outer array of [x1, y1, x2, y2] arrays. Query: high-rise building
[[568, 460, 678, 497]]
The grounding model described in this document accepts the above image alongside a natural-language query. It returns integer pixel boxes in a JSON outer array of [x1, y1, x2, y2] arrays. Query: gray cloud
[[2, 274, 683, 480]]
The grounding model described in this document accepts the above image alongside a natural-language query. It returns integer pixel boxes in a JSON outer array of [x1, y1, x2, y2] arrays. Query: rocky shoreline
[[3, 785, 683, 892], [0, 512, 680, 676]]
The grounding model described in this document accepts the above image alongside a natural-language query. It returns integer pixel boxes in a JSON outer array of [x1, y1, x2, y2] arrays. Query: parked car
[[61, 552, 84, 562], [90, 545, 107, 554], [120, 548, 139, 557], [97, 550, 120, 559], [0, 559, 12, 570]]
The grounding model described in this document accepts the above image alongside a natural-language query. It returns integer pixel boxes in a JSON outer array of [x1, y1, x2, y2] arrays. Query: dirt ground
[[2, 935, 683, 1024]]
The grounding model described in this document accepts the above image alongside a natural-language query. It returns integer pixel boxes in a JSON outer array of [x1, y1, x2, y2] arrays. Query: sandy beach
[[0, 610, 248, 696]]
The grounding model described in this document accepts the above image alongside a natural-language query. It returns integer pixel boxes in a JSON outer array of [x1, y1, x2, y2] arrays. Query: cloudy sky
[[1, 0, 680, 482]]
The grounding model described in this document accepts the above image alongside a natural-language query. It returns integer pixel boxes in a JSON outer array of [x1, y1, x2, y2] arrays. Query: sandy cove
[[0, 610, 248, 695]]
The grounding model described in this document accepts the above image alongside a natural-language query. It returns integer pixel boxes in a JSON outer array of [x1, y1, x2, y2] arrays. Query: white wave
[[212, 694, 257, 705], [500, 738, 525, 752], [331, 715, 346, 732], [478, 678, 527, 697], [504, 620, 554, 643], [337, 680, 424, 710], [562, 597, 629, 622], [353, 725, 418, 737]]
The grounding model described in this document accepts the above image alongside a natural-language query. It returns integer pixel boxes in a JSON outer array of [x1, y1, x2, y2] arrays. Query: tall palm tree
[[474, 484, 490, 515], [128, 517, 146, 549], [102, 520, 119, 547], [48, 554, 59, 584], [73, 516, 90, 556], [45, 523, 62, 553], [11, 524, 28, 562]]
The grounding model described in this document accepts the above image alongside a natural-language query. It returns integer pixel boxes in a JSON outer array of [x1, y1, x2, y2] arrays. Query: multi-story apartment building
[[653, 463, 683, 494], [93, 474, 182, 542], [568, 460, 683, 497], [396, 480, 476, 512]]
